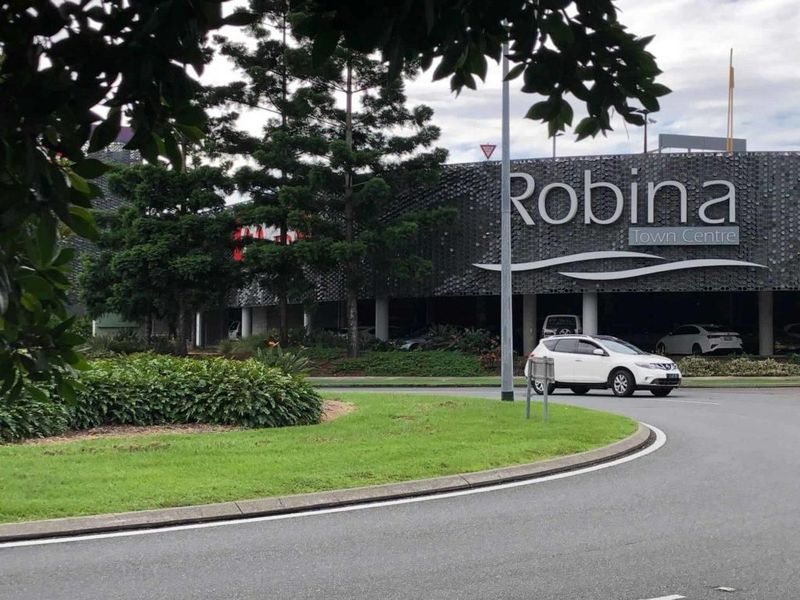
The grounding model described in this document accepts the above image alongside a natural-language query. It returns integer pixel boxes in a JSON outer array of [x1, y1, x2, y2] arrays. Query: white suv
[[526, 335, 682, 397]]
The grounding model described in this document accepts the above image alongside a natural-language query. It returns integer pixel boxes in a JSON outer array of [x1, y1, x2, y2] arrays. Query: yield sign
[[480, 144, 496, 159]]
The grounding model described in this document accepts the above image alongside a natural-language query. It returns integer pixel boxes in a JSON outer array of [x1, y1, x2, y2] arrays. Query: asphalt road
[[3, 387, 800, 600]]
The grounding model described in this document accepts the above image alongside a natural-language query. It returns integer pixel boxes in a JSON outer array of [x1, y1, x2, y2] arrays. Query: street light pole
[[500, 36, 514, 402], [552, 132, 563, 159]]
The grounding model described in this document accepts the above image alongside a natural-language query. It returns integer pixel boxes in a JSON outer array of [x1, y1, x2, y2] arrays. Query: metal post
[[542, 378, 549, 422], [525, 360, 532, 419], [500, 34, 514, 401]]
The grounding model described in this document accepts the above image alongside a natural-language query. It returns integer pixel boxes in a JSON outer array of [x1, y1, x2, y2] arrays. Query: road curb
[[0, 424, 654, 543]]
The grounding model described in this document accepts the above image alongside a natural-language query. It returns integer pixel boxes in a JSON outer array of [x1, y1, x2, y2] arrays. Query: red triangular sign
[[480, 144, 496, 159]]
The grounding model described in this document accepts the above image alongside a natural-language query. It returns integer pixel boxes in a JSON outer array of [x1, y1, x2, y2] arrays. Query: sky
[[205, 0, 800, 165]]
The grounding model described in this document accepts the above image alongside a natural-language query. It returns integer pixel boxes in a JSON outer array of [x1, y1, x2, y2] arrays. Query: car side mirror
[[593, 348, 606, 356]]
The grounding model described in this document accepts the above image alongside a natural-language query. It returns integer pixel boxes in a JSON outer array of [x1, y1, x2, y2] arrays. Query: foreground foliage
[[0, 355, 321, 442], [0, 0, 243, 399], [0, 393, 636, 523]]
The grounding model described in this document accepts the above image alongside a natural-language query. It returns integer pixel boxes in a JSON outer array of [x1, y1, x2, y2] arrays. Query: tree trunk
[[146, 313, 153, 345], [175, 301, 188, 356], [279, 293, 289, 347], [347, 287, 359, 357], [344, 60, 359, 357]]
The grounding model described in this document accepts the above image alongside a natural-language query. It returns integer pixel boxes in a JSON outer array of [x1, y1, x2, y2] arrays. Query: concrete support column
[[425, 298, 435, 325], [758, 290, 774, 356], [194, 311, 203, 348], [582, 291, 598, 336], [241, 307, 252, 339], [522, 294, 537, 353], [303, 306, 314, 335], [375, 296, 389, 341]]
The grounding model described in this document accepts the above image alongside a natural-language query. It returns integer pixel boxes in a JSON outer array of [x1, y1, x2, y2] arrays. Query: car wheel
[[533, 380, 555, 395], [691, 343, 703, 355], [557, 328, 572, 335], [570, 385, 590, 395], [651, 387, 672, 397], [656, 342, 667, 355], [610, 369, 635, 397]]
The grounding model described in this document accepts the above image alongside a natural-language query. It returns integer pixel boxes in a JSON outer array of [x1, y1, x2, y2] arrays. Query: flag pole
[[726, 49, 734, 152]]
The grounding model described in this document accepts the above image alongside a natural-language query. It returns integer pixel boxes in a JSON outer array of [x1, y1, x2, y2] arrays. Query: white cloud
[[204, 0, 800, 165]]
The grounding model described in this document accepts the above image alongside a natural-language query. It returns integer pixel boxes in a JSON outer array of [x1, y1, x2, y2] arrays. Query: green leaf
[[67, 170, 91, 194], [175, 124, 204, 143], [505, 63, 526, 81], [20, 275, 54, 300], [311, 30, 340, 67], [72, 158, 111, 179], [574, 116, 601, 141], [20, 292, 42, 312], [524, 101, 550, 121], [546, 13, 574, 46], [223, 11, 257, 26], [89, 107, 122, 152], [36, 216, 57, 265], [650, 83, 672, 97], [558, 99, 574, 127], [66, 205, 99, 241], [25, 384, 49, 403], [51, 247, 76, 268]]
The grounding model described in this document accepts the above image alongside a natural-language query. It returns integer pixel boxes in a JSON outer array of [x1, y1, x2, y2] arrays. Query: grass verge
[[0, 393, 635, 524], [307, 376, 800, 388]]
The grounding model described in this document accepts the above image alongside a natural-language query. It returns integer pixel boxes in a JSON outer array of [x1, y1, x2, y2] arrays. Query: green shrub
[[82, 330, 182, 358], [332, 350, 486, 377], [0, 395, 71, 442], [425, 325, 497, 354], [74, 354, 322, 430], [253, 346, 313, 376], [1, 354, 323, 442], [217, 333, 273, 358], [677, 356, 800, 377]]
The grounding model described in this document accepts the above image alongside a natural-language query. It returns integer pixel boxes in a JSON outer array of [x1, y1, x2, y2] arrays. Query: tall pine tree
[[315, 52, 451, 356], [210, 1, 336, 346]]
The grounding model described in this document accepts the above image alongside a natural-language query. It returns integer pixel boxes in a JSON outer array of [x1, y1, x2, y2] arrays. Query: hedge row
[[331, 350, 487, 377], [677, 356, 800, 377], [0, 354, 322, 443]]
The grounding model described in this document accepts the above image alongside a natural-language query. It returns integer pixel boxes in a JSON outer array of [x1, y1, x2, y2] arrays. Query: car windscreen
[[546, 317, 576, 328], [599, 338, 647, 355]]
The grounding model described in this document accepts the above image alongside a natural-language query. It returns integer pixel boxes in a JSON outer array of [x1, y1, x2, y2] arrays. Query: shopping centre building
[[200, 149, 800, 355]]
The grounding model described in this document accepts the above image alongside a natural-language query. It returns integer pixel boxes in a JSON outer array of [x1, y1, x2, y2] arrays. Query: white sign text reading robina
[[510, 170, 736, 226]]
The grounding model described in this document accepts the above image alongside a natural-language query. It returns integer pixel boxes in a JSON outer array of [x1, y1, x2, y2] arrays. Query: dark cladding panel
[[232, 152, 800, 306]]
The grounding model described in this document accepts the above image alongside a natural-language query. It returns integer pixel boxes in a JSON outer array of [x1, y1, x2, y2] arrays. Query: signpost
[[525, 356, 555, 421]]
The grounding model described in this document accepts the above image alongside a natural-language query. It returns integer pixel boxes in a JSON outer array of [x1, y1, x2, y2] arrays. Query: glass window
[[675, 326, 698, 335], [553, 338, 579, 353], [700, 324, 727, 332], [542, 339, 558, 350], [577, 340, 602, 355], [546, 316, 577, 330], [598, 338, 647, 355]]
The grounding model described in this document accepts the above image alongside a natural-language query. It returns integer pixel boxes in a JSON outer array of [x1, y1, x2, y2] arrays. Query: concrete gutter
[[0, 424, 653, 543]]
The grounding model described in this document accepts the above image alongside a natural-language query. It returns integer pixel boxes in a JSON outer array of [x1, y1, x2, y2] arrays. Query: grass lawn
[[307, 376, 800, 388], [0, 393, 636, 524]]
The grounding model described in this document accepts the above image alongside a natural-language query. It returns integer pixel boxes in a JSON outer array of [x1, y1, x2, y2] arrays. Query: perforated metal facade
[[233, 151, 800, 307]]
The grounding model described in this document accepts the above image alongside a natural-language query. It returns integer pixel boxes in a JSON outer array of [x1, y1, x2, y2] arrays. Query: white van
[[542, 314, 582, 338]]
